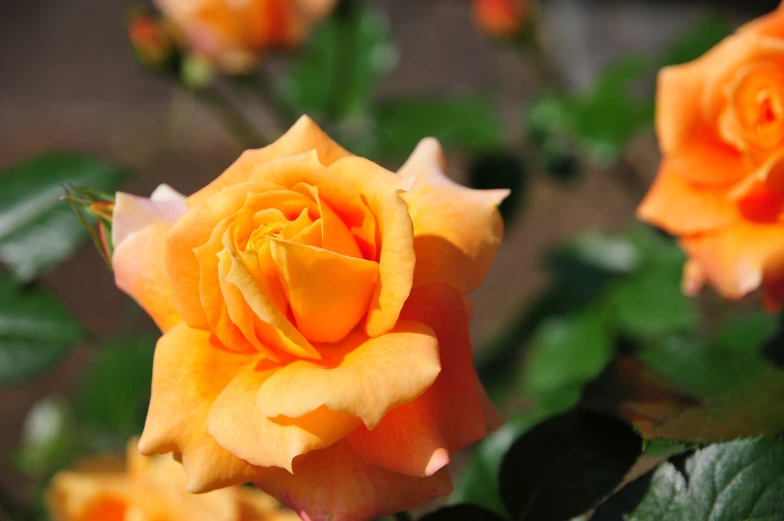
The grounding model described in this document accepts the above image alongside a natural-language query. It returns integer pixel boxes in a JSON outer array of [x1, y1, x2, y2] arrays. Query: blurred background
[[0, 0, 780, 512]]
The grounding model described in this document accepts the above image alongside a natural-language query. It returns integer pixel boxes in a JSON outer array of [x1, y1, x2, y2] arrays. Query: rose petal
[[329, 156, 416, 336], [269, 239, 378, 343], [195, 213, 260, 355], [292, 184, 362, 258], [111, 184, 187, 249], [253, 441, 452, 521], [347, 283, 493, 477], [223, 227, 321, 360], [207, 362, 361, 472], [113, 224, 182, 332], [657, 34, 784, 185], [248, 151, 378, 262], [46, 471, 130, 521], [166, 179, 282, 329], [680, 221, 784, 299], [637, 160, 738, 235], [256, 322, 441, 429], [138, 323, 268, 493], [397, 138, 509, 295], [188, 116, 353, 205]]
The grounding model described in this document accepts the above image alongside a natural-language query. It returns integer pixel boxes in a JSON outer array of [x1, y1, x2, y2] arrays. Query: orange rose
[[110, 116, 506, 520], [473, 0, 528, 39], [154, 0, 338, 72], [638, 2, 784, 310], [46, 439, 298, 521]]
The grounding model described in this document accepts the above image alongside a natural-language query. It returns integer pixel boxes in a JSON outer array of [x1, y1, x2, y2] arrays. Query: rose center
[[727, 63, 784, 152]]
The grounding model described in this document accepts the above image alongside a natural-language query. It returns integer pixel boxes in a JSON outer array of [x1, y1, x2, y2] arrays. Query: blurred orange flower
[[110, 116, 506, 520], [46, 439, 298, 521], [473, 0, 528, 39], [154, 0, 338, 72], [638, 2, 784, 310]]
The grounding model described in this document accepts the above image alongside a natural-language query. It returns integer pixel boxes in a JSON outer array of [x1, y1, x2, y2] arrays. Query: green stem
[[192, 86, 266, 149], [517, 31, 566, 92], [233, 71, 297, 132], [393, 512, 414, 521]]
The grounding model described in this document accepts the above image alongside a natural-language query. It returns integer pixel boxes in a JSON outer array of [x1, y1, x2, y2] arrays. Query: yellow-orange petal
[[302, 184, 362, 258], [47, 469, 131, 521], [111, 184, 187, 249], [636, 160, 738, 235], [658, 34, 784, 185], [166, 179, 282, 329], [138, 323, 268, 493], [257, 322, 441, 429], [347, 283, 492, 477], [113, 224, 182, 332], [656, 52, 747, 185], [247, 150, 379, 261], [269, 239, 379, 343], [398, 138, 509, 296], [329, 156, 416, 336], [223, 230, 321, 360], [195, 215, 257, 355], [253, 441, 453, 521], [680, 222, 784, 299], [206, 362, 360, 472], [188, 116, 353, 205]]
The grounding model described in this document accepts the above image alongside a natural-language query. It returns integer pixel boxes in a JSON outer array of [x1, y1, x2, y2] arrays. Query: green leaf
[[625, 464, 687, 520], [555, 232, 640, 276], [0, 152, 124, 281], [629, 440, 784, 520], [499, 411, 642, 521], [373, 95, 504, 159], [662, 14, 733, 67], [610, 267, 698, 338], [608, 229, 699, 338], [452, 413, 546, 517], [522, 313, 614, 413], [569, 57, 654, 165], [0, 277, 84, 385], [75, 334, 156, 438], [280, 3, 395, 119], [527, 58, 654, 168], [418, 504, 508, 521], [639, 335, 771, 396], [712, 311, 777, 353]]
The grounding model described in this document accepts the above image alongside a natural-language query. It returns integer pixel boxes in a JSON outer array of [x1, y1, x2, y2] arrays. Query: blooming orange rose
[[473, 0, 528, 39], [154, 0, 338, 72], [638, 2, 784, 310], [47, 439, 298, 521], [110, 116, 506, 520]]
